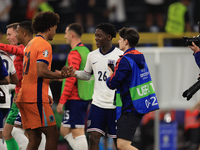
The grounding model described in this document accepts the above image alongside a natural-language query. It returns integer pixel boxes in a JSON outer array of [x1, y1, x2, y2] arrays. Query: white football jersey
[[0, 52, 16, 108], [84, 47, 123, 109]]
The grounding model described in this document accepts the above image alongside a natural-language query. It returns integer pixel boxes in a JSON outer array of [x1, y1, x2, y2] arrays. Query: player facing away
[[16, 11, 71, 150], [64, 23, 123, 150], [57, 23, 94, 150]]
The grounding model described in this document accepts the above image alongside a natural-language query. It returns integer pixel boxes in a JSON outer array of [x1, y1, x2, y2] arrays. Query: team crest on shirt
[[49, 115, 54, 122], [43, 50, 49, 57], [108, 59, 115, 65]]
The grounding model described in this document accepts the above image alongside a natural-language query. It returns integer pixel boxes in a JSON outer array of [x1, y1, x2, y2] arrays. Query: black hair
[[19, 21, 33, 35], [32, 11, 60, 33], [96, 23, 116, 39], [68, 23, 83, 37], [118, 27, 140, 47]]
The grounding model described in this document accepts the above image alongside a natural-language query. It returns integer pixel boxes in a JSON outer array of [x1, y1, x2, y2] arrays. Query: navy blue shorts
[[62, 100, 89, 128], [0, 108, 9, 130], [87, 104, 117, 138], [117, 111, 143, 141]]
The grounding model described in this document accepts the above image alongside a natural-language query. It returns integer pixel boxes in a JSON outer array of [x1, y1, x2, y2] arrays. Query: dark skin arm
[[0, 76, 10, 85], [10, 72, 19, 85], [37, 62, 74, 79]]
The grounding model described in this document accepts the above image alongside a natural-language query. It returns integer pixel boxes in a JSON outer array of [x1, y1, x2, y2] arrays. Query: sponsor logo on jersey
[[49, 115, 54, 122], [43, 50, 49, 57], [92, 61, 98, 65]]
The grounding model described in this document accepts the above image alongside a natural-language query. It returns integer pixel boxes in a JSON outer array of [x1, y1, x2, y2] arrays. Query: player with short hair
[[57, 23, 94, 150], [16, 11, 71, 150], [65, 23, 123, 150]]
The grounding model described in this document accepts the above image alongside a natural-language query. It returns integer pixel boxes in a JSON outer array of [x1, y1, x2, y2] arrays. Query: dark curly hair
[[32, 11, 60, 33], [119, 27, 140, 47], [96, 23, 116, 39]]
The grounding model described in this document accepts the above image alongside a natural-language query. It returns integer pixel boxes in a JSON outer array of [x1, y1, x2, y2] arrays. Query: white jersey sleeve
[[84, 52, 93, 74]]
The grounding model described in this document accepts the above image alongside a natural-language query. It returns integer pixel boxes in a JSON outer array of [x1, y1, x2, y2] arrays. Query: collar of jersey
[[35, 35, 45, 39], [99, 45, 115, 55], [124, 47, 135, 54]]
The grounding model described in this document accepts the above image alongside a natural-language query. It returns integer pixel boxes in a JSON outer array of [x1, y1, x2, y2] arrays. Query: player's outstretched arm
[[37, 62, 72, 79], [0, 43, 24, 57]]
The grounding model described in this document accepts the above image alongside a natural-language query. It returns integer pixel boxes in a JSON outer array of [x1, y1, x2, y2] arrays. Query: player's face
[[48, 25, 57, 41], [64, 27, 71, 44], [16, 25, 24, 44], [6, 28, 18, 46], [95, 28, 110, 48], [118, 37, 126, 51]]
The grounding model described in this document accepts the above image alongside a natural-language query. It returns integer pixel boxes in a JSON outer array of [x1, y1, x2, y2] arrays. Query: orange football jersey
[[17, 36, 52, 103]]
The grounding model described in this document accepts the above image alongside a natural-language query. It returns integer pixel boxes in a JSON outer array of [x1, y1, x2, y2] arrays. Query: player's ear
[[125, 39, 128, 45], [107, 35, 112, 41], [71, 31, 75, 38], [23, 31, 26, 37]]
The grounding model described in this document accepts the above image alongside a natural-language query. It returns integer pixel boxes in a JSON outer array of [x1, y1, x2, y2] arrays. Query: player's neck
[[100, 44, 113, 54], [124, 45, 131, 52], [23, 36, 33, 47], [37, 33, 48, 41], [70, 38, 81, 49]]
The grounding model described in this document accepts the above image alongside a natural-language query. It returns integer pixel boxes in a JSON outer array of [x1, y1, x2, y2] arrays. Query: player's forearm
[[75, 70, 91, 80], [0, 76, 10, 85], [38, 68, 63, 79]]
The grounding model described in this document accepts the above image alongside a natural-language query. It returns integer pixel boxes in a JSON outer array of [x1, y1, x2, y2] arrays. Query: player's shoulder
[[0, 50, 12, 61], [33, 37, 51, 47], [88, 48, 99, 55], [113, 47, 123, 54]]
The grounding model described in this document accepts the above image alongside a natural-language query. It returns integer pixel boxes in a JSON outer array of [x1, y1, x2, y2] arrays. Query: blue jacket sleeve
[[194, 51, 200, 68], [0, 56, 8, 78], [106, 57, 131, 89]]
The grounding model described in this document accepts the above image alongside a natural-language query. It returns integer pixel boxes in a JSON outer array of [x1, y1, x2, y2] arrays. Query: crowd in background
[[0, 0, 200, 36]]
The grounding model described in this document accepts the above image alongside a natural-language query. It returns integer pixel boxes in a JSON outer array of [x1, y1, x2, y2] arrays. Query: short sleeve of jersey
[[37, 43, 52, 65], [84, 52, 93, 74]]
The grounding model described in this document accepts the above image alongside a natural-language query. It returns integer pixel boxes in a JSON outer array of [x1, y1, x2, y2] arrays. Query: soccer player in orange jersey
[[16, 11, 71, 150]]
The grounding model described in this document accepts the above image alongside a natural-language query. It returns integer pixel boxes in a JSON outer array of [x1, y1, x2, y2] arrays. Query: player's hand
[[53, 70, 63, 82], [108, 66, 113, 77], [57, 103, 64, 115], [13, 93, 18, 103], [61, 66, 76, 78], [48, 95, 54, 106]]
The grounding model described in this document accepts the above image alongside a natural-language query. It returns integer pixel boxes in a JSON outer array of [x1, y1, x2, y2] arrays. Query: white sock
[[38, 133, 46, 150], [74, 135, 88, 150], [11, 127, 28, 150], [64, 133, 76, 149], [0, 139, 6, 150]]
